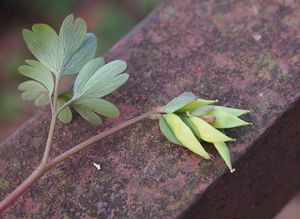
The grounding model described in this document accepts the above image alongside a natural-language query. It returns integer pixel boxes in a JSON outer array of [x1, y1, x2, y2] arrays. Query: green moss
[[0, 178, 9, 190], [63, 213, 71, 219], [11, 159, 21, 171], [163, 7, 176, 21], [0, 144, 16, 160], [261, 54, 277, 71]]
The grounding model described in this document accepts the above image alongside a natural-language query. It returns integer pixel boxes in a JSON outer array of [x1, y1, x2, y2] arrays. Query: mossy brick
[[1, 0, 300, 218]]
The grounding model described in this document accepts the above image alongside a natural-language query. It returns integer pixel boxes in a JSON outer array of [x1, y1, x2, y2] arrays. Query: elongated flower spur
[[159, 92, 251, 173]]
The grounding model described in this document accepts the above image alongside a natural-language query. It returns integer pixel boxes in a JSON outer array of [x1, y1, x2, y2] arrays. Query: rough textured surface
[[1, 0, 300, 218]]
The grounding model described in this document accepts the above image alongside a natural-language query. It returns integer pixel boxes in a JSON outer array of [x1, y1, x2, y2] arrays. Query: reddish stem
[[0, 109, 160, 212]]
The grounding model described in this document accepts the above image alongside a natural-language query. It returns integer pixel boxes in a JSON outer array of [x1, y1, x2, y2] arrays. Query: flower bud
[[164, 113, 210, 159], [208, 109, 250, 128], [177, 98, 218, 112], [185, 116, 233, 143]]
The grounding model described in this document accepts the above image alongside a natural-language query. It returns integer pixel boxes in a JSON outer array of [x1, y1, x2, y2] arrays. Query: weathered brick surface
[[1, 0, 300, 218]]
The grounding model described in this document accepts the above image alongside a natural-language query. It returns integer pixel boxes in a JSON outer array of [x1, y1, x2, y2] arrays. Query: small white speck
[[253, 33, 261, 41], [259, 92, 264, 97], [93, 163, 101, 170], [144, 70, 152, 77], [252, 6, 258, 15]]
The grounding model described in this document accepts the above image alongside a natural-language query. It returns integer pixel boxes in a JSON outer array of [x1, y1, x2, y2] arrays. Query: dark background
[[0, 0, 162, 141]]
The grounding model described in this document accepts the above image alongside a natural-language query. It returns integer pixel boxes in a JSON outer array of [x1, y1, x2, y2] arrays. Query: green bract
[[163, 92, 196, 113], [159, 116, 182, 146], [19, 14, 129, 126], [163, 113, 210, 159], [159, 92, 251, 173]]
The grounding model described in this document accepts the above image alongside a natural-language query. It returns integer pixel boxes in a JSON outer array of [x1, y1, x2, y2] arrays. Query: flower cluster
[[159, 92, 251, 172]]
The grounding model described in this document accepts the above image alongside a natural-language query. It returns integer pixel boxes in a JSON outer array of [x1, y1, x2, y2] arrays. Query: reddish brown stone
[[1, 0, 300, 218]]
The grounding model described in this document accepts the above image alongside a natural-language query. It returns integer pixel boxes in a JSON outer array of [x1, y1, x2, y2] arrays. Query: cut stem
[[0, 165, 47, 212], [0, 108, 161, 212]]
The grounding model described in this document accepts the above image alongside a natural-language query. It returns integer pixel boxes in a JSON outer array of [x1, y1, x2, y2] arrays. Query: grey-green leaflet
[[22, 14, 97, 77]]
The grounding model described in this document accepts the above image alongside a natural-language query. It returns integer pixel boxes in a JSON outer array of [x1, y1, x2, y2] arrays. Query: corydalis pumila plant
[[0, 15, 250, 212]]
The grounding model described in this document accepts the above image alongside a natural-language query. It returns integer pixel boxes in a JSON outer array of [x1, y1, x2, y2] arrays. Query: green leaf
[[62, 33, 97, 75], [213, 106, 250, 117], [190, 105, 214, 116], [73, 58, 105, 95], [213, 142, 235, 173], [208, 109, 250, 128], [57, 97, 72, 124], [74, 97, 120, 117], [74, 59, 128, 99], [159, 116, 182, 146], [163, 92, 197, 113], [59, 14, 88, 74], [22, 24, 59, 74], [73, 105, 102, 125], [18, 80, 50, 106], [18, 60, 54, 94]]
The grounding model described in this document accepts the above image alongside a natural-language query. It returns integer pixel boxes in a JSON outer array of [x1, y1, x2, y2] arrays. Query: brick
[[1, 0, 300, 217]]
